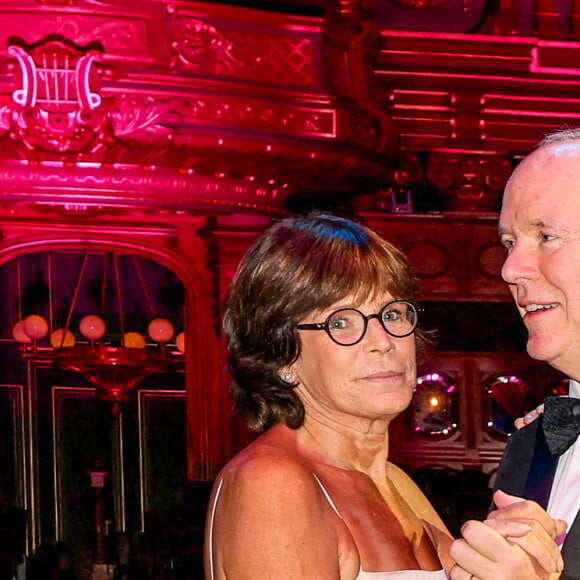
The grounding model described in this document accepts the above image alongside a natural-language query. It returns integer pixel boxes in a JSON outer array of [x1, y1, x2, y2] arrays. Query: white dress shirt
[[547, 379, 580, 547]]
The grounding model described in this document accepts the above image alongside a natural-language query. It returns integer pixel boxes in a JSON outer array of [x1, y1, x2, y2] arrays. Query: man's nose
[[501, 243, 536, 285]]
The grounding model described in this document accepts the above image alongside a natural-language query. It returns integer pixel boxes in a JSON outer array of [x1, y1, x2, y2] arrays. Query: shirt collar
[[568, 379, 580, 397]]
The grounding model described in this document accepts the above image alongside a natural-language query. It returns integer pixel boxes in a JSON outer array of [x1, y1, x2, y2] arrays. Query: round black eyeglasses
[[296, 300, 420, 346]]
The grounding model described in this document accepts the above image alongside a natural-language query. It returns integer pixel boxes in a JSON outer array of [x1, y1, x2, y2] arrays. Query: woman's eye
[[383, 309, 401, 322], [329, 318, 348, 329]]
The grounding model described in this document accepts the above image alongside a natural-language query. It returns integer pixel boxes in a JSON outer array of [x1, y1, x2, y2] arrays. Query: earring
[[282, 372, 293, 382]]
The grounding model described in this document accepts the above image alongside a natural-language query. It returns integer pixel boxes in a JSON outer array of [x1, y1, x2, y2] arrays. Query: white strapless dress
[[357, 568, 448, 579]]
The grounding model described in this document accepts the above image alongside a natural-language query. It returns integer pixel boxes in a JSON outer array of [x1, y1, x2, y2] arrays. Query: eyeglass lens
[[327, 301, 417, 345]]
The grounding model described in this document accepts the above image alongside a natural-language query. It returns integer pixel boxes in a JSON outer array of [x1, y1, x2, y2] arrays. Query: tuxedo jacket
[[493, 415, 580, 579]]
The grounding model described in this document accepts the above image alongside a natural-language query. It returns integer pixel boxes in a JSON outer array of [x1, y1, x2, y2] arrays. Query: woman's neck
[[295, 411, 391, 480]]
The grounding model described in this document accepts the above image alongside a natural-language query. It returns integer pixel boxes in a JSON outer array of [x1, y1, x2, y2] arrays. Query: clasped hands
[[449, 489, 566, 580]]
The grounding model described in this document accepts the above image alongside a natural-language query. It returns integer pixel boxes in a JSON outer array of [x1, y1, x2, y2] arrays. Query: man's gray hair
[[537, 127, 580, 148]]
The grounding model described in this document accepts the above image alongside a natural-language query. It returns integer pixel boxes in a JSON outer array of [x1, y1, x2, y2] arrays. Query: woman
[[205, 213, 564, 579]]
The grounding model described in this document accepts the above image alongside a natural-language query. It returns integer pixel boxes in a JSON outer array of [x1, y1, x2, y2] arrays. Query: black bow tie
[[542, 396, 580, 456]]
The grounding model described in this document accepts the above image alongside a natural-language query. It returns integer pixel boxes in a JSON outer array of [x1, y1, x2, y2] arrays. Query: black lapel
[[493, 416, 559, 508], [522, 415, 560, 507]]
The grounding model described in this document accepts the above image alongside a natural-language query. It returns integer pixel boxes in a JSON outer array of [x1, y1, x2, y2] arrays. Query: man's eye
[[540, 233, 555, 242], [500, 238, 514, 251], [329, 318, 348, 330]]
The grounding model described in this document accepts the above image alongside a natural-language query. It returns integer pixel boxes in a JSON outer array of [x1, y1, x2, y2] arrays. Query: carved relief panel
[[364, 214, 510, 301]]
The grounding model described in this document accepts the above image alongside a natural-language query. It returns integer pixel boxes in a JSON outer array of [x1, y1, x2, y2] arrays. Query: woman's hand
[[448, 491, 566, 580], [515, 404, 545, 429]]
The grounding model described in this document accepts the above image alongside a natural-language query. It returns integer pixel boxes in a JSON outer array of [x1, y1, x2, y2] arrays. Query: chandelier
[[12, 250, 185, 414]]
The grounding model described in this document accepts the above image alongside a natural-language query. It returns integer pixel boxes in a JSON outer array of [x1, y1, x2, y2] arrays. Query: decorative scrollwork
[[109, 95, 185, 140], [167, 16, 242, 72], [6, 34, 107, 153]]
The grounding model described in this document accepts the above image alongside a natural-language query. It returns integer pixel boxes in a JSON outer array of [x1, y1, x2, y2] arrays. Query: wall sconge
[[411, 372, 458, 438], [484, 375, 527, 438]]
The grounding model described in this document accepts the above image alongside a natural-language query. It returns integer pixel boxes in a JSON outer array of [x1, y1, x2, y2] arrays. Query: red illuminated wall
[[0, 0, 577, 528]]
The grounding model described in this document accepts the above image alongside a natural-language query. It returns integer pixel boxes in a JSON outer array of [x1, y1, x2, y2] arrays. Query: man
[[489, 128, 580, 579]]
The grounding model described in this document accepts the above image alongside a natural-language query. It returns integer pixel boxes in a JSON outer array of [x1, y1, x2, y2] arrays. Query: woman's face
[[290, 293, 417, 427]]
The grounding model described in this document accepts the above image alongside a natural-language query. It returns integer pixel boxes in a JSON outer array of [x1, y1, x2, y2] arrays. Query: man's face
[[499, 141, 580, 377]]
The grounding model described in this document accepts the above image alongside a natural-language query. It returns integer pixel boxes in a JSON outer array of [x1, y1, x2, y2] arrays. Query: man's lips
[[520, 302, 559, 315]]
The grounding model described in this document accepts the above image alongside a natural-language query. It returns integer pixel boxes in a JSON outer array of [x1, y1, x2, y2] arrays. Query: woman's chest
[[316, 473, 441, 573]]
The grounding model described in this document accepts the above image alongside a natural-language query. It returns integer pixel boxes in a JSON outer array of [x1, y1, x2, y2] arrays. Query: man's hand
[[489, 490, 565, 538], [449, 490, 566, 580]]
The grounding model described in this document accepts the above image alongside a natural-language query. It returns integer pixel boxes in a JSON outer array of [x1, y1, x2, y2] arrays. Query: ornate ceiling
[[0, 0, 578, 218]]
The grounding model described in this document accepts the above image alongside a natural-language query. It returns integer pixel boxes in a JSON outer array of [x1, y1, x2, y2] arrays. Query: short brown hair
[[223, 213, 424, 432]]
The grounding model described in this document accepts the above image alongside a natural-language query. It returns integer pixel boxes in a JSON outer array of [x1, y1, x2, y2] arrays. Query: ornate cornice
[[0, 1, 391, 216]]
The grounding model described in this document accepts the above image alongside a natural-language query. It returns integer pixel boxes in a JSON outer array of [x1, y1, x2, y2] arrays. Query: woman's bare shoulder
[[209, 428, 348, 578], [219, 427, 315, 492], [385, 461, 442, 517], [385, 461, 453, 568], [385, 461, 418, 487]]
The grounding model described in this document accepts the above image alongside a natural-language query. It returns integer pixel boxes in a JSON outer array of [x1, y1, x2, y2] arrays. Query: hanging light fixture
[[12, 250, 185, 415]]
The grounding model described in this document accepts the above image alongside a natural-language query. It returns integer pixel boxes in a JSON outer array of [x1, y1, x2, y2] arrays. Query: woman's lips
[[359, 371, 402, 380]]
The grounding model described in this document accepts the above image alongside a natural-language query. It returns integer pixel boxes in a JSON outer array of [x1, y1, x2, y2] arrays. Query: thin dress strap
[[207, 478, 224, 580], [312, 473, 342, 518]]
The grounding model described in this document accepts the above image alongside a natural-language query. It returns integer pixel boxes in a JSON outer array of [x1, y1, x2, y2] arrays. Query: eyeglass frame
[[295, 300, 421, 347]]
